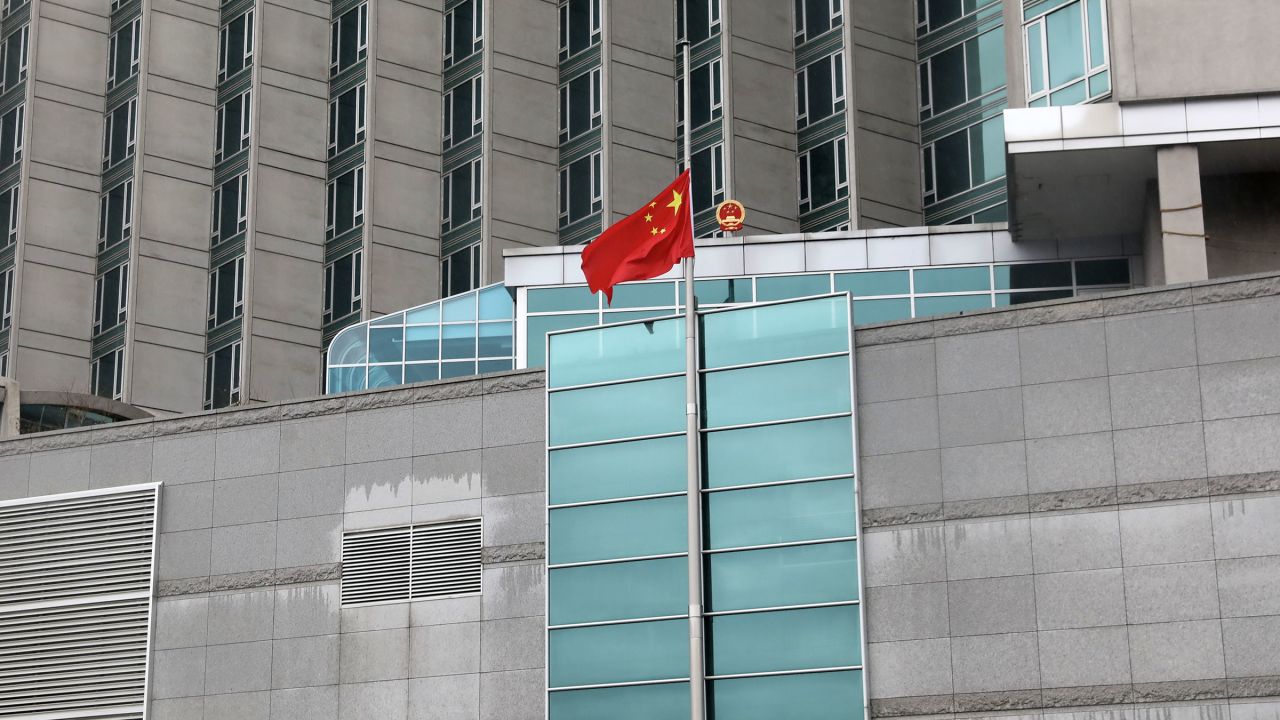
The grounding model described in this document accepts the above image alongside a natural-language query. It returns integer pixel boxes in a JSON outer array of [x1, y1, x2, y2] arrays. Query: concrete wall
[[723, 0, 797, 235], [1109, 0, 1280, 102], [0, 369, 547, 719], [1202, 173, 1280, 279], [855, 272, 1280, 718], [366, 0, 443, 315], [10, 0, 110, 393], [847, 0, 920, 228], [129, 0, 219, 413]]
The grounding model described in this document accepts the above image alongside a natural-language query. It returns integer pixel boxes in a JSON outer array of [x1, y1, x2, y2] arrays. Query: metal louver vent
[[342, 518, 482, 606], [0, 484, 159, 719]]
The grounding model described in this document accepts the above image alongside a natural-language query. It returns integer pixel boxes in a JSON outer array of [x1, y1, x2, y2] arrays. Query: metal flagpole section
[[679, 37, 706, 720]]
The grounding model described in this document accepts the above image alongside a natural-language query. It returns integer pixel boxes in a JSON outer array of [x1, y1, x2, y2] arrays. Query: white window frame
[[7, 102, 20, 165], [330, 3, 368, 77], [218, 9, 254, 82], [203, 341, 242, 410], [558, 0, 600, 60], [215, 90, 252, 162], [0, 183, 17, 248], [211, 173, 249, 243], [106, 20, 137, 90], [469, 158, 482, 221], [795, 0, 842, 45], [102, 99, 135, 169], [921, 116, 1003, 207], [558, 67, 600, 144], [91, 347, 125, 400], [677, 0, 720, 43], [796, 51, 846, 128], [207, 255, 245, 330], [2, 25, 29, 92], [443, 76, 481, 149], [325, 166, 365, 238], [327, 83, 365, 156], [322, 249, 362, 324], [557, 150, 603, 227], [0, 266, 12, 331], [0, 350, 8, 377], [798, 136, 846, 214], [1023, 0, 1110, 106], [97, 178, 133, 252], [92, 262, 128, 335]]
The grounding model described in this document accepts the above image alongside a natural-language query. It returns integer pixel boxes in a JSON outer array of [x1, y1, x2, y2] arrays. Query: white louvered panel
[[0, 486, 158, 719], [411, 519, 482, 599], [341, 525, 412, 605]]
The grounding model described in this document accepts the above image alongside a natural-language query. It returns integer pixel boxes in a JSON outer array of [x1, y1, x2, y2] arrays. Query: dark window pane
[[927, 0, 962, 28], [994, 262, 1072, 290], [1076, 259, 1130, 286], [930, 44, 966, 112], [933, 130, 969, 199]]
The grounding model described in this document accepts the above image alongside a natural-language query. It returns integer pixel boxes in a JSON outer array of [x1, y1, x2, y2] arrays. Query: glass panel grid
[[1023, 0, 1110, 106]]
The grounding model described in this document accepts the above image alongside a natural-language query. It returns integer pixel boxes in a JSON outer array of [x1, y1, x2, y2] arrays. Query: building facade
[[3, 271, 1280, 718]]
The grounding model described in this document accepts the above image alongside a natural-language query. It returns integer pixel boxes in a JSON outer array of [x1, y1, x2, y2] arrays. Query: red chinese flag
[[581, 171, 694, 303]]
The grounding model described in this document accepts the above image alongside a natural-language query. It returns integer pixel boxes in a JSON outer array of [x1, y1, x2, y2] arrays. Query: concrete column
[[1155, 144, 1208, 284]]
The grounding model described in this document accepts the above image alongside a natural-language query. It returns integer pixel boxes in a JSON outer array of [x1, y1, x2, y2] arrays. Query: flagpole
[[679, 37, 706, 720]]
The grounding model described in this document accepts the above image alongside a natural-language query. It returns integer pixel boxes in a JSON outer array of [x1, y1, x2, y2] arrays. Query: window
[[796, 51, 844, 129], [799, 136, 848, 214], [211, 173, 248, 243], [1, 0, 28, 18], [558, 152, 601, 228], [326, 165, 365, 239], [923, 114, 1004, 205], [444, 0, 483, 67], [1025, 0, 1109, 106], [203, 341, 242, 409], [558, 0, 599, 61], [207, 255, 245, 329], [219, 10, 254, 82], [0, 350, 7, 377], [342, 519, 482, 606], [0, 183, 17, 248], [323, 249, 362, 324], [106, 20, 137, 90], [677, 58, 722, 135], [91, 347, 125, 400], [441, 159, 481, 232], [690, 142, 725, 215], [440, 243, 481, 298], [917, 0, 999, 35], [97, 179, 132, 252], [0, 265, 11, 330], [330, 3, 368, 77], [794, 0, 842, 45], [558, 68, 599, 144], [443, 76, 481, 150], [918, 28, 1002, 118], [93, 262, 128, 335], [0, 103, 21, 168], [329, 84, 366, 157], [677, 0, 720, 44], [215, 90, 252, 162], [102, 99, 136, 170], [2, 25, 28, 91]]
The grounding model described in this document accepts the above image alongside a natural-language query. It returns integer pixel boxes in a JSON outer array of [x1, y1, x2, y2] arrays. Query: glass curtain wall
[[546, 294, 866, 720]]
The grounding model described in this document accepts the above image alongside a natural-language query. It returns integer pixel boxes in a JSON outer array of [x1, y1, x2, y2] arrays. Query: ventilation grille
[[0, 486, 158, 718], [342, 518, 483, 606]]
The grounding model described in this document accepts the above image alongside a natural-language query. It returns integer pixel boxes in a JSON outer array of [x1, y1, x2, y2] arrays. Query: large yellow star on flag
[[666, 189, 683, 214]]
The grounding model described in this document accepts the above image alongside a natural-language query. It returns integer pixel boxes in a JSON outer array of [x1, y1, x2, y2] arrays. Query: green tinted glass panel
[[690, 278, 753, 304], [551, 376, 683, 446], [701, 296, 848, 369], [852, 298, 912, 325], [1089, 70, 1110, 97], [404, 363, 438, 383], [479, 359, 513, 374], [1046, 1, 1085, 87], [442, 324, 476, 360], [706, 541, 860, 612], [1076, 258, 1130, 285], [914, 294, 992, 316], [549, 557, 686, 625], [549, 619, 688, 687], [548, 318, 683, 389], [611, 282, 676, 309], [368, 327, 403, 364], [405, 325, 440, 362], [329, 325, 366, 364], [914, 266, 990, 293], [527, 314, 599, 368], [550, 682, 690, 720], [971, 28, 1005, 97], [704, 417, 853, 489], [441, 360, 476, 378], [443, 293, 477, 322], [549, 495, 686, 565], [478, 286, 514, 320], [370, 312, 403, 327], [994, 261, 1072, 290], [709, 671, 863, 720], [550, 434, 686, 505], [754, 274, 830, 302], [1030, 96, 1049, 107], [406, 303, 439, 324], [835, 270, 909, 297], [368, 364, 403, 388], [707, 605, 862, 675], [1050, 79, 1087, 105], [604, 310, 674, 324], [703, 357, 850, 429], [974, 203, 1008, 223], [478, 322, 512, 358], [1024, 0, 1074, 20], [529, 286, 599, 313], [1086, 0, 1104, 67], [970, 115, 1006, 186], [706, 479, 857, 550], [1026, 20, 1045, 95], [328, 366, 365, 392]]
